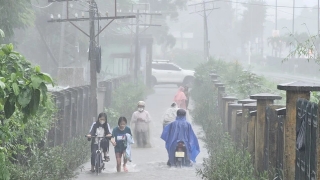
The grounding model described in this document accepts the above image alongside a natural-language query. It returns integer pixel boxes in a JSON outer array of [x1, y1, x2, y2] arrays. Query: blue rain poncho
[[160, 116, 200, 165]]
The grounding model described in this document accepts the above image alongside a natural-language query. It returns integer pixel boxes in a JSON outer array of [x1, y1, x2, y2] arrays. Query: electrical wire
[[214, 0, 318, 9], [31, 2, 53, 9]]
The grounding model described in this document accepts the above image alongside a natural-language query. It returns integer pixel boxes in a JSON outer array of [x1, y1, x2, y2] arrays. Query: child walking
[[111, 117, 133, 172]]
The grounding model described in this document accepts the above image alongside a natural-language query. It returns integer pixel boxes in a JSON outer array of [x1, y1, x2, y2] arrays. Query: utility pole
[[134, 10, 140, 82], [119, 6, 161, 83], [317, 0, 319, 35], [189, 0, 218, 61], [48, 0, 135, 120], [292, 0, 295, 34], [203, 0, 209, 62], [275, 0, 278, 30], [89, 0, 97, 120]]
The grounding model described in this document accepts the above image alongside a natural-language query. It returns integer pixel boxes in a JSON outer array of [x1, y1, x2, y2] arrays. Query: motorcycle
[[174, 141, 191, 168]]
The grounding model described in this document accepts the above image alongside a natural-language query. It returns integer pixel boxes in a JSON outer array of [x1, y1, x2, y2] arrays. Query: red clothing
[[174, 87, 187, 109]]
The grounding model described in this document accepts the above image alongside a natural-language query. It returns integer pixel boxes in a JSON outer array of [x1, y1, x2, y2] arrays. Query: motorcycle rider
[[131, 101, 152, 148], [161, 109, 200, 167]]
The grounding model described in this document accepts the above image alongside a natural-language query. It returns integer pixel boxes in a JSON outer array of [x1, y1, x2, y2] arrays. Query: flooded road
[[75, 85, 207, 180]]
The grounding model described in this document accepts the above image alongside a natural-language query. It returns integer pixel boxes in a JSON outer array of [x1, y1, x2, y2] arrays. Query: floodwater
[[75, 85, 208, 180]]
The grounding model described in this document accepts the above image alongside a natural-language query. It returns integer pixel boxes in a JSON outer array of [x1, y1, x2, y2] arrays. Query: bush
[[0, 96, 90, 180], [191, 58, 270, 180], [105, 81, 147, 127], [9, 137, 89, 180]]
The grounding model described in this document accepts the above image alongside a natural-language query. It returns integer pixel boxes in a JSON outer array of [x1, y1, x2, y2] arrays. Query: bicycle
[[85, 135, 109, 175]]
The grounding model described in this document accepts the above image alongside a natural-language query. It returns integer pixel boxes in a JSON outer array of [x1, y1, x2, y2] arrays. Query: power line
[[48, 0, 135, 122], [215, 0, 318, 9], [31, 2, 53, 9], [189, 0, 217, 61]]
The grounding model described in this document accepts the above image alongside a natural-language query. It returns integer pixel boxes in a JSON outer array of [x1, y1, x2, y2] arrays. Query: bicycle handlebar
[[85, 135, 112, 140]]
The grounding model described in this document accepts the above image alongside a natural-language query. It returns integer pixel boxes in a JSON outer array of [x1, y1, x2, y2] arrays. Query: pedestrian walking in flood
[[130, 101, 152, 148], [110, 117, 133, 172], [174, 86, 187, 110]]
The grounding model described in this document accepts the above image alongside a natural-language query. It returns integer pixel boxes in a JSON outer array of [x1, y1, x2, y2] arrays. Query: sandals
[[104, 156, 110, 162]]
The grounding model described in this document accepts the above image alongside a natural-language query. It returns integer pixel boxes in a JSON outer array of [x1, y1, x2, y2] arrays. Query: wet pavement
[[75, 85, 207, 180]]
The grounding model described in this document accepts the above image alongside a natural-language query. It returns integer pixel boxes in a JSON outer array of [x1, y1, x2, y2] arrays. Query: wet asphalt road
[[75, 85, 207, 180]]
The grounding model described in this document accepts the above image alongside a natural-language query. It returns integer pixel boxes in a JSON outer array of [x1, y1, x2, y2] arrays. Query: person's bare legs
[[122, 152, 128, 172], [115, 153, 122, 172]]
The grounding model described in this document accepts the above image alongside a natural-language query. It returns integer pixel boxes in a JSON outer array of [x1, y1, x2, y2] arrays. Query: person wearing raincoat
[[131, 101, 152, 148], [174, 86, 187, 109], [162, 102, 179, 129], [161, 108, 200, 167]]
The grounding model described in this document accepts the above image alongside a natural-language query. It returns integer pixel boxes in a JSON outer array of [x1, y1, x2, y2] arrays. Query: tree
[[0, 0, 35, 42], [240, 0, 266, 54], [0, 30, 53, 121], [210, 1, 236, 56]]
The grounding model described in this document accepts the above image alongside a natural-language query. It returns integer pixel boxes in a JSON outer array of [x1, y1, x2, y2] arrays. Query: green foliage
[[284, 34, 320, 66], [0, 95, 90, 180], [0, 151, 10, 180], [170, 49, 205, 70], [9, 137, 90, 180], [105, 81, 147, 127], [310, 92, 320, 104], [191, 59, 275, 179], [0, 34, 53, 120], [104, 107, 121, 128], [0, 0, 35, 41]]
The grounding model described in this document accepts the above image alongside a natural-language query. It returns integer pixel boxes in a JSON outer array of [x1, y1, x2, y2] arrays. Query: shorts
[[115, 151, 125, 159]]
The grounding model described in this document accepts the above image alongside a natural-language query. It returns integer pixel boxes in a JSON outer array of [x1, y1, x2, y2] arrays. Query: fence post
[[228, 103, 243, 142], [241, 102, 257, 148], [277, 81, 320, 180], [97, 86, 107, 113], [222, 96, 238, 133], [217, 86, 226, 119], [249, 110, 257, 165], [250, 93, 282, 173], [238, 99, 257, 145], [69, 89, 78, 138], [264, 105, 285, 173], [275, 107, 286, 179], [236, 110, 243, 146]]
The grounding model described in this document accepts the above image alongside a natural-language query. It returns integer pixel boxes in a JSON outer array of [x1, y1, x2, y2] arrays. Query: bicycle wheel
[[95, 153, 101, 175]]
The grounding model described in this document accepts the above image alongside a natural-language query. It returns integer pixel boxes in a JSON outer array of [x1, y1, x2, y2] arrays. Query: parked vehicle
[[151, 60, 194, 87]]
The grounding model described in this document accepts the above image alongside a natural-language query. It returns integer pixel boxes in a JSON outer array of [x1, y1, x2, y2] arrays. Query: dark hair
[[118, 116, 127, 126], [177, 109, 186, 116], [97, 112, 108, 122], [95, 112, 109, 133]]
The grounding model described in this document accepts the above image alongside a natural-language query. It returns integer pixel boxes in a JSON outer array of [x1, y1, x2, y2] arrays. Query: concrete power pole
[[134, 10, 140, 82], [317, 0, 320, 35], [203, 0, 209, 62], [48, 0, 135, 120], [89, 0, 97, 120]]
